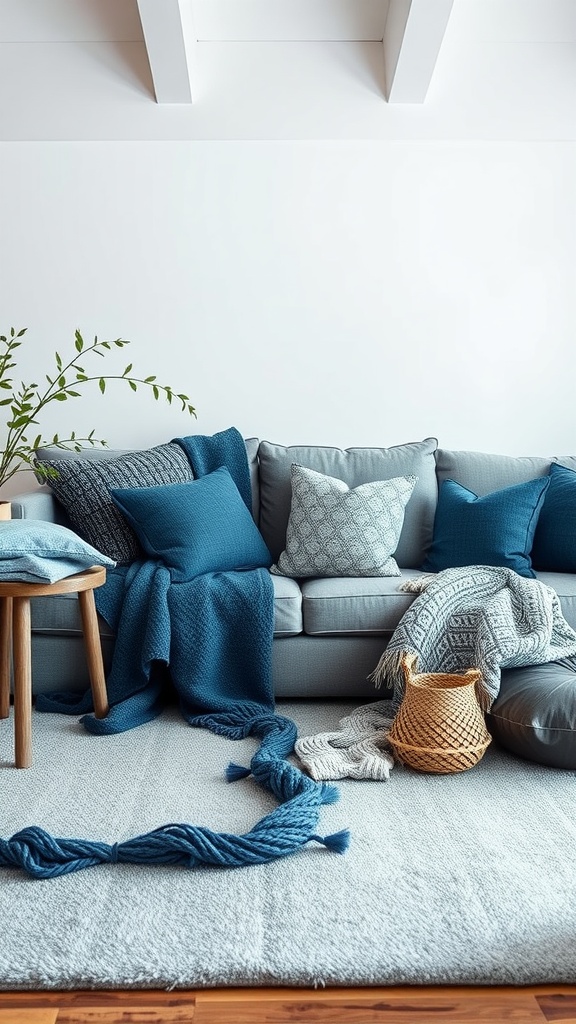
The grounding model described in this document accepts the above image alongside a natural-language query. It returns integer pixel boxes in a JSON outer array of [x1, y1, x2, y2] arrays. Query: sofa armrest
[[8, 490, 60, 523]]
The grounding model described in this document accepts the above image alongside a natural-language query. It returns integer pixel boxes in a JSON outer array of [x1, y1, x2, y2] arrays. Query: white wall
[[1, 138, 575, 495]]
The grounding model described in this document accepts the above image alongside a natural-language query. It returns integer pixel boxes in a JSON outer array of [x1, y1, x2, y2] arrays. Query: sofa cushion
[[435, 448, 551, 494], [531, 463, 576, 572], [301, 570, 422, 636], [271, 466, 416, 578], [258, 437, 438, 569], [487, 659, 576, 769], [534, 571, 576, 632], [28, 571, 302, 641], [110, 468, 272, 582], [421, 477, 549, 578], [270, 574, 303, 636]]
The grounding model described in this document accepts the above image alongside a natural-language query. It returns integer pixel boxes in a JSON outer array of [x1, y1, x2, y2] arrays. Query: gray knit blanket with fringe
[[369, 565, 576, 711], [295, 565, 576, 782]]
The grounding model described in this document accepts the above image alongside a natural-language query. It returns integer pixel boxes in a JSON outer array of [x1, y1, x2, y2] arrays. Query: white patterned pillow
[[271, 465, 417, 578]]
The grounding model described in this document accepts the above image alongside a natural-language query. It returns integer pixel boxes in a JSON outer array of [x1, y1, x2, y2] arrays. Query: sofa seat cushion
[[487, 658, 576, 769], [270, 574, 303, 636], [29, 573, 303, 641], [30, 591, 116, 638], [258, 437, 438, 569], [534, 572, 576, 632], [301, 570, 422, 636]]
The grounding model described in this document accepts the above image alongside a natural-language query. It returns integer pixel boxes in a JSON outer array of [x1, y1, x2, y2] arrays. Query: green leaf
[[99, 378, 106, 394], [75, 330, 84, 352], [66, 390, 81, 397], [123, 363, 133, 376], [55, 351, 62, 370], [54, 393, 68, 402], [152, 385, 159, 400], [129, 380, 137, 391], [58, 375, 66, 388], [144, 376, 156, 383]]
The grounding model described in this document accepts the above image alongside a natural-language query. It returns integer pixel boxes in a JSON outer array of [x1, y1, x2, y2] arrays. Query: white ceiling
[[0, 0, 575, 140]]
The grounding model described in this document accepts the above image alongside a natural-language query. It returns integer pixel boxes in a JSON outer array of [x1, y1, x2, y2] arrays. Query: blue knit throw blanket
[[1, 428, 349, 878]]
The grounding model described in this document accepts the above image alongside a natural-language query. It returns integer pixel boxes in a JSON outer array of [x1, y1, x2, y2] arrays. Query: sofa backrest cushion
[[258, 437, 438, 569], [435, 449, 551, 494]]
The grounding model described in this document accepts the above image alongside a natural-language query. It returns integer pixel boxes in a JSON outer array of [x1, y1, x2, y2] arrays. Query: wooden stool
[[0, 565, 109, 768]]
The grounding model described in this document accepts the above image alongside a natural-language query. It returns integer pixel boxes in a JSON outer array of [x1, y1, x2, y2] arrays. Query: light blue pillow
[[421, 477, 550, 578], [0, 520, 116, 583], [532, 462, 576, 572], [110, 466, 272, 582]]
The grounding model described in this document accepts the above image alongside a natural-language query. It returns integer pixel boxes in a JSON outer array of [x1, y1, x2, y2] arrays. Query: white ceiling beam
[[136, 0, 195, 103], [383, 0, 455, 103]]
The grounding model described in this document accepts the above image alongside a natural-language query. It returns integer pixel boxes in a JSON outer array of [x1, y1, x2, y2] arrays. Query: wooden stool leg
[[78, 589, 109, 719], [13, 596, 32, 768], [0, 595, 12, 719]]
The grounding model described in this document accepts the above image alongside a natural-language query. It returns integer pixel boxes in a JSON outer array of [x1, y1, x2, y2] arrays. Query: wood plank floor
[[1, 986, 576, 1024]]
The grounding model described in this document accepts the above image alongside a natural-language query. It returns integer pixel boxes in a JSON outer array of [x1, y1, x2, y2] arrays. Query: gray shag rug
[[1, 700, 576, 990]]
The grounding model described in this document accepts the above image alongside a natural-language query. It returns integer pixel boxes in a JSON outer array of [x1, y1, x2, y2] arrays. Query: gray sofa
[[9, 434, 576, 718]]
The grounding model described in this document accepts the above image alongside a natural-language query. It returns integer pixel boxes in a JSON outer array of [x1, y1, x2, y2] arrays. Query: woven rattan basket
[[388, 653, 491, 774]]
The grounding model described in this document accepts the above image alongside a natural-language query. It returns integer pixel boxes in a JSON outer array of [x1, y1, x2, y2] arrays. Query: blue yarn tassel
[[226, 762, 252, 782]]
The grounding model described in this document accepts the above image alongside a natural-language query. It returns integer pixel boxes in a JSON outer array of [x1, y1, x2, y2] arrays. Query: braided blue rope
[[0, 715, 350, 879]]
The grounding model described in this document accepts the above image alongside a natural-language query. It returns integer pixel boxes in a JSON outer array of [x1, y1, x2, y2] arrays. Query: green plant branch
[[0, 328, 196, 492]]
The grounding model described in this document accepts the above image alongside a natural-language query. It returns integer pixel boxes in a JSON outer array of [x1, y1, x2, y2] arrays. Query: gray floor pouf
[[487, 657, 576, 769]]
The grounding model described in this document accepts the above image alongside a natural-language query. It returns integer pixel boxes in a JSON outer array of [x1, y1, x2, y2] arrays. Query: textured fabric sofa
[[9, 434, 576, 718]]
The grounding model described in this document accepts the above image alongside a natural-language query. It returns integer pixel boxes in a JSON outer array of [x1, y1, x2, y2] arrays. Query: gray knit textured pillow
[[271, 465, 417, 578], [37, 443, 194, 563]]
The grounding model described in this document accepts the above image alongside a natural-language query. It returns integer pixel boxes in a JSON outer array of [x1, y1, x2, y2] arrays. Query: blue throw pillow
[[110, 466, 272, 582], [421, 476, 550, 578], [0, 520, 116, 583], [531, 462, 576, 572]]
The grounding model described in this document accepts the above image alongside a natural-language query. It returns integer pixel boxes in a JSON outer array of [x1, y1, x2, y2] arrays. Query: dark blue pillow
[[111, 466, 272, 582], [422, 476, 550, 578], [531, 462, 576, 572]]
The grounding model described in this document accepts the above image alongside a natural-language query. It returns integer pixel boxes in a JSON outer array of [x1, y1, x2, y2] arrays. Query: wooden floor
[[1, 985, 576, 1024]]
